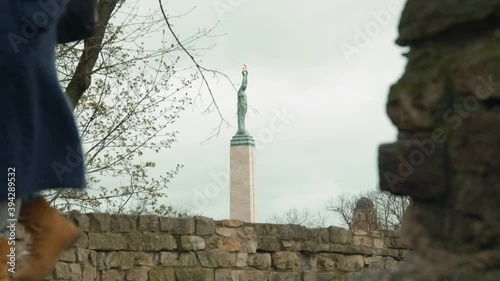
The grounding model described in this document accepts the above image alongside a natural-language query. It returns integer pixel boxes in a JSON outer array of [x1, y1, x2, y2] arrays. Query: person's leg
[[15, 196, 80, 281], [0, 199, 22, 281]]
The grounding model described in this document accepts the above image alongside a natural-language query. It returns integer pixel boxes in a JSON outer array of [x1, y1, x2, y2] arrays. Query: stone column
[[353, 1, 500, 281], [230, 135, 256, 222]]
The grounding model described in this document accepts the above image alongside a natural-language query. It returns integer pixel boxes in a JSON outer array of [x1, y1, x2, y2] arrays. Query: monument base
[[230, 135, 256, 222]]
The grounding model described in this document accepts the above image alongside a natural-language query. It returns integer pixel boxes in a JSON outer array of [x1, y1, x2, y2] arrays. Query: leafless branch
[[159, 0, 245, 141]]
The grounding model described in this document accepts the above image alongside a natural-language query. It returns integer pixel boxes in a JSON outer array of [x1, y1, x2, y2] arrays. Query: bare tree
[[270, 208, 330, 228], [271, 208, 312, 225], [325, 193, 356, 228], [326, 189, 411, 230], [367, 190, 412, 230], [45, 1, 224, 215]]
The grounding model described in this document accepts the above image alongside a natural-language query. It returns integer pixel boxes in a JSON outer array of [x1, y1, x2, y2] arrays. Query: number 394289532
[[7, 168, 16, 213]]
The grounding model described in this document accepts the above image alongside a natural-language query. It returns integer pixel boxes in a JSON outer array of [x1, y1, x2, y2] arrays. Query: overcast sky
[[112, 0, 408, 225]]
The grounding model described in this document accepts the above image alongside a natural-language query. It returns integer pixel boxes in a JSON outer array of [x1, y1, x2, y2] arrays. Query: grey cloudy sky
[[124, 0, 408, 224]]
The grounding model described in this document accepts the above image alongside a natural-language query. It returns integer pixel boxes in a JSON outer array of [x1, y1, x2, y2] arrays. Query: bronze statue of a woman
[[236, 64, 249, 135]]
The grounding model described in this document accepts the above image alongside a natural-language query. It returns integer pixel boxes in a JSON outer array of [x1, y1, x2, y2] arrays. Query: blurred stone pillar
[[353, 1, 500, 280]]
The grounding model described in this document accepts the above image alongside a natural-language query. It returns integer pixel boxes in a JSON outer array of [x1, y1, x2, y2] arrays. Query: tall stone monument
[[230, 64, 256, 222]]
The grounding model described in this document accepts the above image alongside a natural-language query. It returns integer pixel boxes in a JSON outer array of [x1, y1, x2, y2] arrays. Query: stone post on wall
[[351, 197, 379, 231]]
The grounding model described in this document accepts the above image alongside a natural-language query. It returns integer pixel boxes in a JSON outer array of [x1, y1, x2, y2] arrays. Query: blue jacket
[[0, 0, 85, 201]]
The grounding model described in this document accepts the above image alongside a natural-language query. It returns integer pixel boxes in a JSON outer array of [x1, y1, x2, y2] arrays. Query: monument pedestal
[[230, 135, 256, 222]]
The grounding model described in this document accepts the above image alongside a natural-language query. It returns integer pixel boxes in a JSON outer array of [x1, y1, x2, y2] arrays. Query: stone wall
[[16, 212, 409, 281]]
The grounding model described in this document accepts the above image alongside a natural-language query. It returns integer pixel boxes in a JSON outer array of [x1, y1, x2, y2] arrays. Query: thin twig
[[158, 1, 224, 121]]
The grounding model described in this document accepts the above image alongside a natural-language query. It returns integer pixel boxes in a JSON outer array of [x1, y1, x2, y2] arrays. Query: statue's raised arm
[[240, 64, 248, 92]]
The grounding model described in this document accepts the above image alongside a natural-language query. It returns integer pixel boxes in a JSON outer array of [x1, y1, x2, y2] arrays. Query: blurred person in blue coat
[[0, 0, 96, 280]]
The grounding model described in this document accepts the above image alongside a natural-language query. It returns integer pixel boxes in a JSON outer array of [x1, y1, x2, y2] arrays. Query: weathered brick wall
[[17, 212, 409, 281]]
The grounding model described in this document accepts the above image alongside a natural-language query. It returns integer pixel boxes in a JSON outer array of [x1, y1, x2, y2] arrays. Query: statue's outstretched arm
[[241, 71, 248, 91]]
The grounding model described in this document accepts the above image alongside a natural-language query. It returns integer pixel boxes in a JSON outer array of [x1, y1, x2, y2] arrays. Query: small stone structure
[[350, 198, 378, 231], [13, 212, 410, 281]]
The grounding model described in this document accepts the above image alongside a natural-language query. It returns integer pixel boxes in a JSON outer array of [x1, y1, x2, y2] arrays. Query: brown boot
[[15, 197, 81, 281], [0, 238, 10, 281]]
